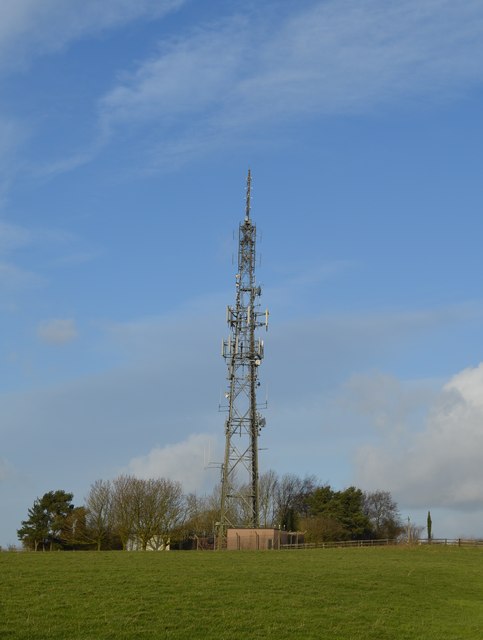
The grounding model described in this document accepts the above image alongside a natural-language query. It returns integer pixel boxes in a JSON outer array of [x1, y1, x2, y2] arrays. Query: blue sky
[[2, 0, 483, 545]]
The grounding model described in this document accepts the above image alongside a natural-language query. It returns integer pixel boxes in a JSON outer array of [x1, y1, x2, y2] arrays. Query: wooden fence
[[281, 538, 483, 550], [281, 538, 395, 550], [419, 538, 483, 547]]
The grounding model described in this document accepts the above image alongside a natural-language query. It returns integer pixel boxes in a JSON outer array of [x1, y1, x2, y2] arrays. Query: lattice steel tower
[[219, 170, 268, 535]]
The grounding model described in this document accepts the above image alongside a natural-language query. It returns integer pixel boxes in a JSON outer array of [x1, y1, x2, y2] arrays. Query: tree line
[[17, 472, 404, 550]]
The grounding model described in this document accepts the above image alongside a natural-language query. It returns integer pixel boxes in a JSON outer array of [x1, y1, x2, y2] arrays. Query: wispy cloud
[[0, 2, 187, 189], [0, 262, 44, 290], [32, 146, 104, 181], [266, 260, 355, 310], [0, 0, 186, 72], [0, 115, 29, 207], [100, 16, 249, 128], [0, 219, 84, 291], [51, 251, 101, 267], [37, 318, 79, 345], [0, 115, 25, 152], [280, 261, 355, 289], [0, 457, 13, 482], [0, 218, 75, 256], [98, 0, 483, 167], [0, 221, 33, 255], [19, 0, 483, 177]]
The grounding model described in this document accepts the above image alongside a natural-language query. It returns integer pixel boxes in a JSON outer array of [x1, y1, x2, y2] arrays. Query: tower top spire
[[245, 169, 251, 221]]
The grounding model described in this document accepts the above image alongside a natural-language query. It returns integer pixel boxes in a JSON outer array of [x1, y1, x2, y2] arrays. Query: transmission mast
[[219, 170, 269, 538]]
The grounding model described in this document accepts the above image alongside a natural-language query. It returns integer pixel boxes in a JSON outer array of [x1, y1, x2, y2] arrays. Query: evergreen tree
[[427, 510, 432, 542], [17, 490, 74, 550], [17, 499, 49, 551], [305, 485, 372, 541]]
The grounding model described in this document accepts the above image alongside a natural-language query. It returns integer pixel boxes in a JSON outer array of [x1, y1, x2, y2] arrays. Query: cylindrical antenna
[[245, 169, 251, 221]]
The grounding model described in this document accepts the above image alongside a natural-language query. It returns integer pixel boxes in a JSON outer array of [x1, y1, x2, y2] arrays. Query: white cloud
[[0, 0, 186, 71], [127, 434, 219, 493], [98, 0, 483, 165], [355, 363, 483, 511], [37, 318, 79, 345]]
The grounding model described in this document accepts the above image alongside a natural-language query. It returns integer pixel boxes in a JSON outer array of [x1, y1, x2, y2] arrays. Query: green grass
[[1, 546, 482, 639]]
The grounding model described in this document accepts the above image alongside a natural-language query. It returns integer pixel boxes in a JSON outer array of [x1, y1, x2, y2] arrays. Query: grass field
[[1, 546, 482, 639]]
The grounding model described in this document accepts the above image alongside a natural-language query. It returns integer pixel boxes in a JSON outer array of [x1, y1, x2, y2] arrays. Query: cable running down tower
[[219, 170, 269, 536]]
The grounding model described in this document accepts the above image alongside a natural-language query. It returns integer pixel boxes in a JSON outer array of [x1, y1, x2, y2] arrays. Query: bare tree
[[363, 490, 403, 539], [157, 478, 186, 544], [183, 493, 218, 537], [258, 470, 279, 528], [133, 478, 185, 550], [275, 474, 316, 530], [109, 476, 187, 550], [111, 475, 137, 550], [61, 506, 88, 548], [403, 518, 424, 544], [85, 479, 113, 551]]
